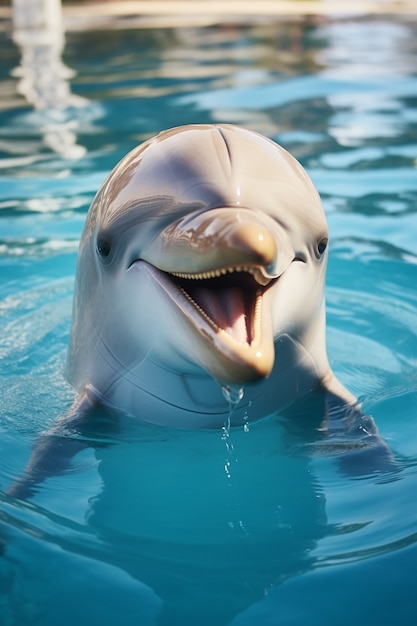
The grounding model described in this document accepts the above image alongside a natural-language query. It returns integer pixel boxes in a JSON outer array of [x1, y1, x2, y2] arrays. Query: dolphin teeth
[[178, 287, 219, 331], [170, 266, 273, 286]]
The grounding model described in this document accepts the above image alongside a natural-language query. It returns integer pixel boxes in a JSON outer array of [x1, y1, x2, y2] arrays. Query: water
[[1, 10, 417, 626]]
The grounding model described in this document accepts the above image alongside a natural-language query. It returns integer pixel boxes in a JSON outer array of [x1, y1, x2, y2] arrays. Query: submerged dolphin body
[[67, 124, 357, 429]]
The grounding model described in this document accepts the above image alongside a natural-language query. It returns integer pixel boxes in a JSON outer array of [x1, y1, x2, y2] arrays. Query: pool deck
[[73, 1, 417, 27], [1, 0, 417, 31]]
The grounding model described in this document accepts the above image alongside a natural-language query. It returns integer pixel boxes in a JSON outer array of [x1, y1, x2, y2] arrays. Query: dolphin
[[7, 123, 392, 505], [66, 123, 358, 429]]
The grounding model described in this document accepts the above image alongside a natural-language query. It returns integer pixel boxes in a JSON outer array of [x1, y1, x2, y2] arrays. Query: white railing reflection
[[11, 0, 87, 159]]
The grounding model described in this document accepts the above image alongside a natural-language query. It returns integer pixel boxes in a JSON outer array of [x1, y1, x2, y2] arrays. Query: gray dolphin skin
[[67, 124, 357, 429]]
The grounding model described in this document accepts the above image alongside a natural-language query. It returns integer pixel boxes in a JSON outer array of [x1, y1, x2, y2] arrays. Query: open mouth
[[168, 265, 275, 348], [132, 259, 279, 383]]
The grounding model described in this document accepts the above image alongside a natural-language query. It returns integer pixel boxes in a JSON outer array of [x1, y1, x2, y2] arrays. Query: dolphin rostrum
[[66, 124, 358, 429]]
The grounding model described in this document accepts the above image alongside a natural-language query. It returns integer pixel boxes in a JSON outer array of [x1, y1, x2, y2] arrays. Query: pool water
[[1, 12, 417, 626]]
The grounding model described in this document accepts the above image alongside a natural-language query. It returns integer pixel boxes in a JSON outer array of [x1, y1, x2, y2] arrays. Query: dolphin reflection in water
[[6, 125, 393, 626]]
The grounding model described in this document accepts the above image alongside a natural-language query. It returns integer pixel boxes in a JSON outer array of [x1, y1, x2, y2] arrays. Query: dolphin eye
[[97, 236, 112, 259], [317, 238, 328, 256]]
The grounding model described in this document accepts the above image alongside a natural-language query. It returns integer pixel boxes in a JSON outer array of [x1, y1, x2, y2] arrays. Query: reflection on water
[[0, 10, 416, 626], [11, 0, 87, 158]]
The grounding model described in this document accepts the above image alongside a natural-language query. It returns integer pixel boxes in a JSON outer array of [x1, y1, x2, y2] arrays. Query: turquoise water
[[1, 14, 417, 626]]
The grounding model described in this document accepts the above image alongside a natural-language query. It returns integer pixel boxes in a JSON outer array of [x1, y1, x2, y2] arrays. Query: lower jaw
[[184, 318, 275, 385]]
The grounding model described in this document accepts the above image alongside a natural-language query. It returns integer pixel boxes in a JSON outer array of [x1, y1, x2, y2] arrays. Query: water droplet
[[221, 413, 231, 440], [220, 386, 244, 482], [222, 385, 244, 408], [224, 460, 231, 479], [243, 410, 250, 433]]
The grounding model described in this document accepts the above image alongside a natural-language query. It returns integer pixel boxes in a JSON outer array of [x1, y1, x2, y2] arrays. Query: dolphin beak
[[138, 208, 285, 384]]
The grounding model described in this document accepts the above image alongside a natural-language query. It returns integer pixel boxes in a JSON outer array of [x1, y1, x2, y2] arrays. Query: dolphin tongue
[[190, 285, 252, 345]]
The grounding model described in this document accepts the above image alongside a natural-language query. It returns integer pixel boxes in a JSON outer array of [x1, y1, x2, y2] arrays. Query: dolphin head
[[68, 125, 330, 422]]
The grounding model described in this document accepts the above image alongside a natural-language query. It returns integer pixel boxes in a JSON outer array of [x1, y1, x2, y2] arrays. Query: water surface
[[0, 13, 416, 626]]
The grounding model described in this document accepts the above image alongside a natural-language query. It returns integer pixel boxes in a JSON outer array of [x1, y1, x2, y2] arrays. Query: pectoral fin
[[7, 387, 99, 501]]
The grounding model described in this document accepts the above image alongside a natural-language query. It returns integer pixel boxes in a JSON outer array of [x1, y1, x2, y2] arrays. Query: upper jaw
[[141, 207, 282, 279]]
